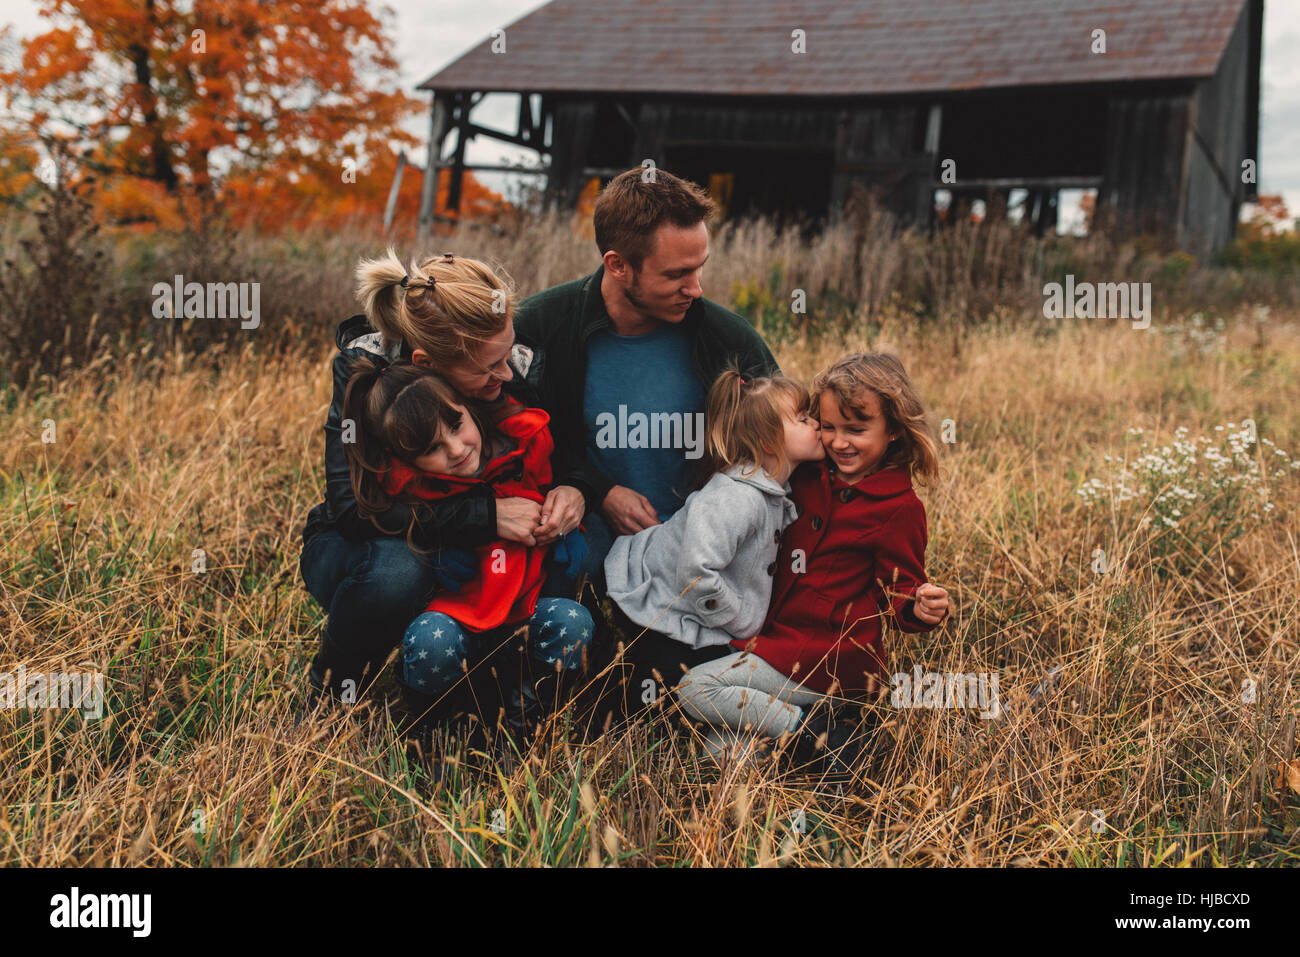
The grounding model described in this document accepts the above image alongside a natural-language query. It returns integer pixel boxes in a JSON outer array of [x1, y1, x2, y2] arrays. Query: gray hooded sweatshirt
[[604, 464, 799, 649]]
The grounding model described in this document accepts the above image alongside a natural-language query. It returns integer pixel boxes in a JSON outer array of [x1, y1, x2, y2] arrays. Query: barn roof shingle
[[417, 0, 1249, 96]]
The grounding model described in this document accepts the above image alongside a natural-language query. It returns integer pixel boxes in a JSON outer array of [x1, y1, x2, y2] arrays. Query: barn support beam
[[545, 100, 596, 209], [417, 94, 450, 241], [445, 92, 470, 219], [383, 151, 406, 234], [918, 102, 942, 226]]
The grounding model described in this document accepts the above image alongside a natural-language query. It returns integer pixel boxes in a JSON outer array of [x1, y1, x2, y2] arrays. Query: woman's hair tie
[[400, 273, 435, 291]]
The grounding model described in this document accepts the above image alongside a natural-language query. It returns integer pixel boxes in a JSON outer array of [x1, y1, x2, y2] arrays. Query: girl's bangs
[[386, 380, 462, 458]]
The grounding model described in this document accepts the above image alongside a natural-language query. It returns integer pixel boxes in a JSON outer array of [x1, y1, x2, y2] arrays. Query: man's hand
[[601, 485, 660, 536], [496, 496, 543, 545], [911, 582, 950, 625], [535, 485, 584, 546]]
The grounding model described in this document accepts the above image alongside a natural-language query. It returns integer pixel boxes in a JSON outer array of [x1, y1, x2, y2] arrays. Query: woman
[[299, 249, 588, 703]]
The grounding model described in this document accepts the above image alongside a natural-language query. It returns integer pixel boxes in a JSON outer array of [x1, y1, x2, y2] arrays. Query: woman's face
[[412, 403, 483, 477], [440, 322, 515, 402]]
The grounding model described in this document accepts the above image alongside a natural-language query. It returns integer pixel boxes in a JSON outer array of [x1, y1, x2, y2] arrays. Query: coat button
[[766, 562, 776, 576], [838, 488, 855, 503], [704, 598, 717, 610], [773, 529, 781, 543], [810, 515, 823, 530]]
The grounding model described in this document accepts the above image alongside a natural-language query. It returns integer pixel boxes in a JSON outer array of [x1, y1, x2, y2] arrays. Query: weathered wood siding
[[1103, 91, 1191, 247], [1182, 0, 1256, 256]]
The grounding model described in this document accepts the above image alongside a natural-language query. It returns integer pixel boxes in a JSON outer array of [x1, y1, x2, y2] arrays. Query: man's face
[[621, 221, 709, 325]]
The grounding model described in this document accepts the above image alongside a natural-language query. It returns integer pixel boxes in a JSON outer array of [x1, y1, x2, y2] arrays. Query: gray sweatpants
[[676, 652, 827, 739]]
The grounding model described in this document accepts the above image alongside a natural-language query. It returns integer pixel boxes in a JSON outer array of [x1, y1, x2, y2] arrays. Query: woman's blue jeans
[[300, 530, 440, 695]]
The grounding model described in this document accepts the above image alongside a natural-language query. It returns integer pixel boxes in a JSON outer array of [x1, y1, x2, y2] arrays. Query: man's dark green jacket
[[511, 265, 780, 511]]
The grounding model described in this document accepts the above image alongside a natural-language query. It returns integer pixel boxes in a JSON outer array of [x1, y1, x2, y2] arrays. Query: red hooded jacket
[[735, 461, 941, 695], [380, 406, 553, 632]]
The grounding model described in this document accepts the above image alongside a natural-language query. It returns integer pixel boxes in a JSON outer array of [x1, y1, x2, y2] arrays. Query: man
[[509, 166, 780, 717], [514, 166, 780, 573]]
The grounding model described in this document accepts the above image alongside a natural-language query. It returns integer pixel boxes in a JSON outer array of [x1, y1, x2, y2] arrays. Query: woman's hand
[[911, 582, 950, 625], [535, 485, 584, 546], [602, 485, 660, 536], [496, 497, 543, 545]]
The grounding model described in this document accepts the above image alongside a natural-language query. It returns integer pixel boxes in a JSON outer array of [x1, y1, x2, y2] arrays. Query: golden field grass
[[1, 295, 1298, 866]]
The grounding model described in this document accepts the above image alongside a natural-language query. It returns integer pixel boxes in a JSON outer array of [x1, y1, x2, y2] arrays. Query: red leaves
[[4, 0, 456, 230]]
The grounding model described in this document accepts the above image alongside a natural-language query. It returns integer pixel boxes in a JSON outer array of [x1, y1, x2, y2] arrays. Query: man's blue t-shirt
[[582, 322, 707, 566]]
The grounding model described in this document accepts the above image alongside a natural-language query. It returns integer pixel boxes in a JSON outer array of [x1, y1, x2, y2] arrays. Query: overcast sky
[[6, 0, 1298, 217]]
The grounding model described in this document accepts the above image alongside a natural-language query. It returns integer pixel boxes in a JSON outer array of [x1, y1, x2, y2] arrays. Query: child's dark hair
[[342, 358, 493, 534], [813, 352, 940, 486]]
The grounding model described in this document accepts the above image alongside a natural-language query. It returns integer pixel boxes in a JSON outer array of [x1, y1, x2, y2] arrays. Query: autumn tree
[[1, 0, 497, 229], [1240, 194, 1294, 240]]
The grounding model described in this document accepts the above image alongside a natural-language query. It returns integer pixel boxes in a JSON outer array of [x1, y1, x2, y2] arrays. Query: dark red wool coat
[[380, 406, 553, 632], [734, 462, 940, 695]]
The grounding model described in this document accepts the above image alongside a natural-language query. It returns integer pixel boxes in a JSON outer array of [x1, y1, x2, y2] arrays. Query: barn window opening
[[1058, 187, 1099, 236]]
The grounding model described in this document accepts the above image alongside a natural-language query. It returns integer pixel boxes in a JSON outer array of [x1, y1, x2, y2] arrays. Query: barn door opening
[[665, 144, 834, 225]]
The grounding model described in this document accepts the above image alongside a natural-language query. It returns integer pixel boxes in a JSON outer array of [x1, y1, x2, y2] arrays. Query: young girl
[[342, 358, 592, 736], [603, 370, 825, 715], [675, 352, 951, 772]]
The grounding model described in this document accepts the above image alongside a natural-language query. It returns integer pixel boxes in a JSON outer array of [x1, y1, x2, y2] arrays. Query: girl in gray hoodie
[[604, 370, 825, 700]]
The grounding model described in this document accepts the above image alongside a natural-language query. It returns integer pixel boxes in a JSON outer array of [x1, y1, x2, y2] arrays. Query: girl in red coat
[[676, 352, 950, 772], [341, 358, 592, 733]]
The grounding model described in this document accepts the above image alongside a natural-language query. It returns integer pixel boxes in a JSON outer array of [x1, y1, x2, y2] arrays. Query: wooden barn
[[415, 0, 1262, 256]]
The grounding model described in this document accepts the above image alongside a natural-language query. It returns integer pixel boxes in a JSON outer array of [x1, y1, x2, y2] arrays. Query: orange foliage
[[1078, 191, 1097, 232], [572, 176, 600, 240], [0, 128, 42, 209], [1241, 194, 1294, 240], [1, 0, 505, 231], [221, 151, 508, 233]]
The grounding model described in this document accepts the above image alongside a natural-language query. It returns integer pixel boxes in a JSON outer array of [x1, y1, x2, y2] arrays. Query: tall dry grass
[[6, 183, 1300, 389], [3, 275, 1297, 865]]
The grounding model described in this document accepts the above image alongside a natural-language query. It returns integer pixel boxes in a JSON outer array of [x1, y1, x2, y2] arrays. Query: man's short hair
[[593, 167, 717, 271]]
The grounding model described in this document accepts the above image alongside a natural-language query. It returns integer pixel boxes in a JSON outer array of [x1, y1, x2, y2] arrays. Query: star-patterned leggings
[[401, 598, 593, 697]]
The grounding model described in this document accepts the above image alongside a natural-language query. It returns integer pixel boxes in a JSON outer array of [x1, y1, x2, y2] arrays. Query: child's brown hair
[[342, 358, 499, 537], [700, 368, 812, 483], [813, 352, 940, 486]]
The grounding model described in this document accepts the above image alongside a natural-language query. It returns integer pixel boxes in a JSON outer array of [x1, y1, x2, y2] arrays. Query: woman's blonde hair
[[355, 248, 514, 368], [700, 368, 811, 483], [813, 352, 940, 486]]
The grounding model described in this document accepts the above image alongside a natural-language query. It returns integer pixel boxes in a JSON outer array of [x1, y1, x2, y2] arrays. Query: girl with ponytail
[[602, 369, 824, 718], [676, 352, 950, 777]]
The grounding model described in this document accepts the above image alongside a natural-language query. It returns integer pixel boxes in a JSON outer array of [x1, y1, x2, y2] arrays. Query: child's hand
[[911, 582, 950, 625]]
